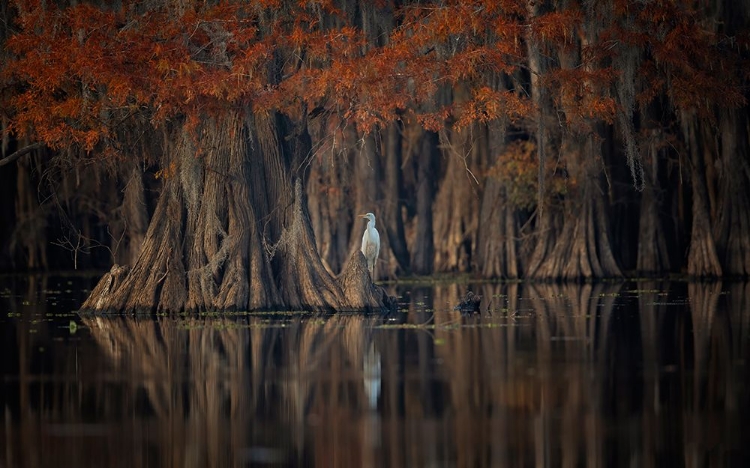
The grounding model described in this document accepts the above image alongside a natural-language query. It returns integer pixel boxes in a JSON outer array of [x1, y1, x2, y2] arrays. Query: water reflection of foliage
[[78, 313, 383, 467], [685, 282, 748, 466], [417, 282, 748, 467], [2, 280, 749, 467], [423, 282, 622, 467], [78, 283, 750, 466]]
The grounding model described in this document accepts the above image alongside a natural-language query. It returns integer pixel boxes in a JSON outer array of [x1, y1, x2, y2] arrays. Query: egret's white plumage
[[359, 212, 380, 281]]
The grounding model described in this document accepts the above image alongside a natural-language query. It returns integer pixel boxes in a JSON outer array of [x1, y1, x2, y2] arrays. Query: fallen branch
[[0, 142, 44, 168]]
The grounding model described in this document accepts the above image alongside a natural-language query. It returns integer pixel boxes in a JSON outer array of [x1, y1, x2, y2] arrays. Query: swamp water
[[0, 275, 748, 467]]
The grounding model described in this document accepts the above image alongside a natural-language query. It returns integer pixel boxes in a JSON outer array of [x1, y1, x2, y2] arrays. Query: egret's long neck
[[368, 219, 375, 230]]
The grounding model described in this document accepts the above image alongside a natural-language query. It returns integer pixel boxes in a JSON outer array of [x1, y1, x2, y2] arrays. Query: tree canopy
[[1, 0, 749, 307], [5, 0, 744, 155]]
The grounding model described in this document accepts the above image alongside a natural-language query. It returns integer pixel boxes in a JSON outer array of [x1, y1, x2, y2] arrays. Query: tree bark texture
[[475, 121, 520, 278], [714, 110, 750, 276], [4, 0, 750, 283], [683, 114, 722, 277], [306, 116, 354, 275], [476, 177, 519, 278], [526, 0, 547, 212], [432, 125, 483, 273], [114, 163, 149, 267], [411, 130, 438, 275], [82, 113, 391, 313], [382, 121, 411, 275], [526, 137, 622, 280], [636, 135, 671, 274]]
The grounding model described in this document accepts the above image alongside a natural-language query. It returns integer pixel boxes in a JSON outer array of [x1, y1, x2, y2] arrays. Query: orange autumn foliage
[[1, 0, 746, 155], [488, 140, 572, 210]]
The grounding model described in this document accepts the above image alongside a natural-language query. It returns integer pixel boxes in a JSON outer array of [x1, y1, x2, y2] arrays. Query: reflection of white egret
[[363, 341, 382, 467], [359, 212, 380, 281], [363, 342, 381, 410]]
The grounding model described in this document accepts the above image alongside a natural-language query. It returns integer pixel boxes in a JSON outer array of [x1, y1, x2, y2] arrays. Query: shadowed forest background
[[1, 0, 749, 311]]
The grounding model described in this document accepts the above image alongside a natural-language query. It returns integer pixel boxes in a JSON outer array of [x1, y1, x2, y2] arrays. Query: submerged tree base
[[81, 251, 395, 315], [79, 115, 395, 315]]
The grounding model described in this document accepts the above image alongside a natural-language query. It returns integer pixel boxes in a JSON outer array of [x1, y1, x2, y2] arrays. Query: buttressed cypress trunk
[[636, 130, 671, 274], [5, 0, 748, 280], [714, 110, 750, 276], [412, 130, 438, 275], [432, 124, 483, 273], [82, 112, 391, 313], [526, 136, 622, 280], [475, 107, 520, 279], [682, 113, 722, 277], [382, 121, 411, 275]]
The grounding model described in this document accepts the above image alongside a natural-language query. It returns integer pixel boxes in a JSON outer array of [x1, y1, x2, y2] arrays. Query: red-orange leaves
[[489, 139, 571, 210], [4, 0, 275, 150], [417, 108, 452, 133], [454, 87, 531, 129], [3, 0, 745, 157], [531, 9, 583, 49], [5, 3, 121, 149], [546, 67, 619, 129]]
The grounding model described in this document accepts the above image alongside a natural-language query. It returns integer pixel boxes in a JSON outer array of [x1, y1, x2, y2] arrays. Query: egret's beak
[[358, 214, 367, 219]]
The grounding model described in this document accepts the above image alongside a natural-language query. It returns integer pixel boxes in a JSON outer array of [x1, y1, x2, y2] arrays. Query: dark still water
[[1, 276, 748, 467]]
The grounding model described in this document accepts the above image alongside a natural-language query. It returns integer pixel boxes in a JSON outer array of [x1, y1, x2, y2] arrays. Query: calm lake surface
[[1, 275, 748, 467]]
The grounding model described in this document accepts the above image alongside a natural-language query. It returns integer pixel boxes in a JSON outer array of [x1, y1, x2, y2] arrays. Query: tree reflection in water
[[1, 280, 748, 467]]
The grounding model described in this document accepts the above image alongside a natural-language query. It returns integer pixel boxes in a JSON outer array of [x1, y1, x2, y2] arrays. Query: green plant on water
[[376, 322, 440, 330]]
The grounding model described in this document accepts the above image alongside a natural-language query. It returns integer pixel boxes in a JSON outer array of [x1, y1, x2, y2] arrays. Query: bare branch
[[0, 143, 44, 168]]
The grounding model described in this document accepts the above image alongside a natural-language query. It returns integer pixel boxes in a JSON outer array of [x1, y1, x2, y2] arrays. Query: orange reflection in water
[[0, 279, 748, 467]]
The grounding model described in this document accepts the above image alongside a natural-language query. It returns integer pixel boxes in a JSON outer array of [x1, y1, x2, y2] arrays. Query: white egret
[[359, 212, 380, 281]]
